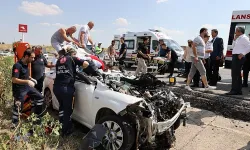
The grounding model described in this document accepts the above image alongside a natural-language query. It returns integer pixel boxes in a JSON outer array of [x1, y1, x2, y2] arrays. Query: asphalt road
[[172, 107, 250, 150]]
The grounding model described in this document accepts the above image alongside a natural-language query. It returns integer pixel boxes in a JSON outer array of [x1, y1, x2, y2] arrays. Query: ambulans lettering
[[232, 14, 250, 20], [57, 65, 70, 74]]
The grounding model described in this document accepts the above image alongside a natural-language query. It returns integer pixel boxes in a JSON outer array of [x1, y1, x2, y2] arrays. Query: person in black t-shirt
[[11, 49, 44, 125], [160, 43, 178, 77], [31, 46, 55, 93], [53, 47, 89, 136], [135, 37, 150, 76], [118, 37, 127, 72]]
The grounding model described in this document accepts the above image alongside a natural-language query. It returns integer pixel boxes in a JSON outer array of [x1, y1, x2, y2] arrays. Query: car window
[[125, 40, 135, 49], [114, 40, 120, 50], [163, 39, 183, 51], [152, 40, 159, 50]]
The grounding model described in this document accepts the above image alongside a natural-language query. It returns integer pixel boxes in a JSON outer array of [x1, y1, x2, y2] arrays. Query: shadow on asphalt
[[237, 141, 250, 150], [186, 109, 216, 126]]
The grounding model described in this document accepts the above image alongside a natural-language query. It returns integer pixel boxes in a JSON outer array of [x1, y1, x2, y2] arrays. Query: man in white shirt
[[78, 22, 94, 50], [192, 34, 213, 88], [185, 28, 215, 91], [226, 27, 250, 95]]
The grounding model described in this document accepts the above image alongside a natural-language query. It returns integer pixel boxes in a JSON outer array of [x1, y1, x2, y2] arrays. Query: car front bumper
[[154, 102, 190, 134]]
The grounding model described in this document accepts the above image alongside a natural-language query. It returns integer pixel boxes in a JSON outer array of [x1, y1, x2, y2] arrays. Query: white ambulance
[[225, 10, 250, 68], [113, 29, 184, 68]]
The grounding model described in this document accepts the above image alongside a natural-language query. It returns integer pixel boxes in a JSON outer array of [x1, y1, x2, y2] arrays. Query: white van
[[113, 29, 184, 68], [225, 10, 250, 68]]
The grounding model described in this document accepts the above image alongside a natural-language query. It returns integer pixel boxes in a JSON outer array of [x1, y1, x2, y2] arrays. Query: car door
[[72, 80, 95, 128]]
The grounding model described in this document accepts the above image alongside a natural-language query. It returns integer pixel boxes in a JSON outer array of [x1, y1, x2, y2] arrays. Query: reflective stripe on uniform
[[37, 99, 44, 102], [12, 116, 18, 119]]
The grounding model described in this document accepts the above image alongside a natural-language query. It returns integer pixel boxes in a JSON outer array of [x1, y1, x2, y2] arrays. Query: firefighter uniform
[[12, 60, 44, 124], [53, 55, 87, 136], [31, 54, 48, 93]]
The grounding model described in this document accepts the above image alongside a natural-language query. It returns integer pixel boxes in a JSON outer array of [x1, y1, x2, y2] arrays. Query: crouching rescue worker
[[53, 47, 89, 136], [12, 49, 44, 125]]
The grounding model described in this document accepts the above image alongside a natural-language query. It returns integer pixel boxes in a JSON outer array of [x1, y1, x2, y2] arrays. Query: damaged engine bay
[[101, 72, 190, 149]]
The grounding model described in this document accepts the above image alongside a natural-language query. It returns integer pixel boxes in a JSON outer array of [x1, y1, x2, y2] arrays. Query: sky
[[0, 0, 250, 48]]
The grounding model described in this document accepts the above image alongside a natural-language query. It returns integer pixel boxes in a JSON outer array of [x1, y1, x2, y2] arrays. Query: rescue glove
[[30, 78, 38, 85], [27, 80, 35, 87]]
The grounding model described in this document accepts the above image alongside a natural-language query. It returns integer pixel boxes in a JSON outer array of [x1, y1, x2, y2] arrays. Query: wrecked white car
[[44, 71, 189, 150]]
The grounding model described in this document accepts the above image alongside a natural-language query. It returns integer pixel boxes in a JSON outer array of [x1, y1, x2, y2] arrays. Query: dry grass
[[0, 44, 12, 50]]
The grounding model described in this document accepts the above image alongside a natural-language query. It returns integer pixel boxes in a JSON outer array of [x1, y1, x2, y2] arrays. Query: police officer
[[31, 46, 55, 93], [53, 47, 89, 136], [12, 49, 44, 125], [135, 37, 150, 76]]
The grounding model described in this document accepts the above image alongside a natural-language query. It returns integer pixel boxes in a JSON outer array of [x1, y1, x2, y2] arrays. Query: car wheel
[[97, 115, 135, 150], [44, 89, 52, 109]]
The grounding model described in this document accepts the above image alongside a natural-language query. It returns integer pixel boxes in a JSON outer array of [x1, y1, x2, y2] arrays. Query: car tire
[[97, 115, 135, 150]]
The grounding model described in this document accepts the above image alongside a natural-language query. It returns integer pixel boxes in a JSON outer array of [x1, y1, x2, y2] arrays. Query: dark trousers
[[34, 76, 45, 93], [12, 87, 44, 123], [193, 58, 210, 86], [168, 60, 176, 76], [184, 62, 191, 76], [204, 58, 211, 82], [53, 85, 75, 135], [210, 59, 220, 85], [119, 57, 125, 72], [231, 54, 245, 93], [243, 59, 250, 85]]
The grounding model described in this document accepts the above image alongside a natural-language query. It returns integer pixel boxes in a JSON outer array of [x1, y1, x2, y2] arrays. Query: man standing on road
[[78, 22, 95, 50], [107, 40, 116, 66], [11, 49, 44, 125], [155, 39, 164, 54], [119, 37, 127, 73], [185, 28, 215, 91], [31, 46, 55, 93], [183, 40, 193, 81], [135, 37, 150, 76], [210, 29, 224, 86], [226, 27, 250, 95], [51, 26, 80, 53]]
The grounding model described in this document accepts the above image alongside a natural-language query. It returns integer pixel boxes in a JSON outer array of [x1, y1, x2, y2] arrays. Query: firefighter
[[53, 47, 89, 136], [31, 46, 55, 93], [12, 49, 44, 125]]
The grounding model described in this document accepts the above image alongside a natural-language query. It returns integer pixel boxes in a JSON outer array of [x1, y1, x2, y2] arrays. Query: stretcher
[[151, 57, 170, 74]]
